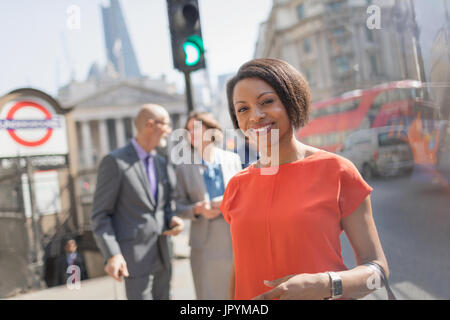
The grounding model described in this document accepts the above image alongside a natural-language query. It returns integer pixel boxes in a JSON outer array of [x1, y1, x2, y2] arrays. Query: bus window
[[311, 98, 360, 119], [368, 91, 388, 125], [387, 89, 400, 102], [398, 88, 416, 100]]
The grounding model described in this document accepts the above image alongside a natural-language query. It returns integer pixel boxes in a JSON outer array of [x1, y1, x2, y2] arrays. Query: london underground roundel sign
[[4, 101, 59, 147], [0, 89, 68, 158]]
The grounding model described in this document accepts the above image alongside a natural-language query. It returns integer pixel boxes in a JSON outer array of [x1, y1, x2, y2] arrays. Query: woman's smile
[[248, 122, 275, 136]]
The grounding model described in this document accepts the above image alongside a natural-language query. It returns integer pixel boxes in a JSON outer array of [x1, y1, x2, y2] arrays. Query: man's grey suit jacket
[[90, 142, 176, 277]]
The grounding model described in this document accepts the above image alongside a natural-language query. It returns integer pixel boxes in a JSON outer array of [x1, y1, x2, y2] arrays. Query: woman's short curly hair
[[226, 58, 311, 130]]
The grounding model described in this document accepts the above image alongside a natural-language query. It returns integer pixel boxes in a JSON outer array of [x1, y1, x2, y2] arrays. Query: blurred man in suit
[[55, 237, 89, 286], [91, 104, 184, 300]]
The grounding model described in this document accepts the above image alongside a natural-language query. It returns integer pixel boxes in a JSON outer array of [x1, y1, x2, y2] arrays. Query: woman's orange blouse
[[220, 150, 373, 300]]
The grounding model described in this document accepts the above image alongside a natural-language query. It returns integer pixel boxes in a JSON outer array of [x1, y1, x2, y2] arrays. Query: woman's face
[[232, 77, 292, 148], [186, 118, 208, 149]]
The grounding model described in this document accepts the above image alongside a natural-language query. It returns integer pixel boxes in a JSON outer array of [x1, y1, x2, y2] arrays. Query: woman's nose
[[249, 105, 265, 122]]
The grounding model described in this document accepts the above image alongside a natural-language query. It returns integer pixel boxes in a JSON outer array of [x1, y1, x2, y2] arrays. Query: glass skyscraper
[[102, 0, 142, 78]]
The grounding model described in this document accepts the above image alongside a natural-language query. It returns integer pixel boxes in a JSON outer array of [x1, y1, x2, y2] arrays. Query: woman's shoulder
[[311, 148, 359, 172], [226, 165, 252, 184]]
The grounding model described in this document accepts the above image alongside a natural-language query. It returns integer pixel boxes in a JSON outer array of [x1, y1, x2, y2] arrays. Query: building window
[[327, 1, 343, 10], [332, 27, 346, 38], [303, 64, 317, 86], [336, 56, 350, 74], [304, 38, 311, 53], [369, 54, 378, 75], [330, 27, 347, 49], [296, 4, 305, 20], [366, 28, 374, 42]]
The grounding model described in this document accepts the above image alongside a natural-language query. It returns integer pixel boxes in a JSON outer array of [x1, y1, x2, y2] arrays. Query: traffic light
[[167, 0, 206, 72]]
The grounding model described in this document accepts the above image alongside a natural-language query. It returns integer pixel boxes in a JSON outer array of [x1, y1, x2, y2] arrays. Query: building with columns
[[58, 76, 185, 171]]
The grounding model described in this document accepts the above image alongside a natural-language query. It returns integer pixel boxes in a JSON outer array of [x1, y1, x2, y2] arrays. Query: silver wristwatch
[[326, 272, 343, 300]]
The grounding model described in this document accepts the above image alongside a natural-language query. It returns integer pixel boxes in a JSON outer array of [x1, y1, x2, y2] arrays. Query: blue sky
[[0, 0, 272, 97], [1, 0, 448, 99]]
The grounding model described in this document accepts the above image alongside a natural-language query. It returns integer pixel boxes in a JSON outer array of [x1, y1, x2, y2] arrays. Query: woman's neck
[[197, 142, 215, 163], [258, 133, 305, 167]]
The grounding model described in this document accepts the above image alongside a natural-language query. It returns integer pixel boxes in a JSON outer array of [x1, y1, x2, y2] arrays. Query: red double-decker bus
[[297, 80, 436, 152], [298, 80, 450, 188]]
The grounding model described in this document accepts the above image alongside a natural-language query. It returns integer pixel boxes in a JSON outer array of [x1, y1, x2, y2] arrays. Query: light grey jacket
[[174, 146, 242, 249], [90, 142, 176, 277]]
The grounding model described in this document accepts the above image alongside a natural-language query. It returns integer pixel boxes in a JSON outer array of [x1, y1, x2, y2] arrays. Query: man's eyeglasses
[[154, 119, 172, 128]]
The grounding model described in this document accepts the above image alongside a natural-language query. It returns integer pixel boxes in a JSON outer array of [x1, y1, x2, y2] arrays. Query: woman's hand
[[210, 198, 222, 209], [252, 273, 330, 300], [194, 200, 221, 219]]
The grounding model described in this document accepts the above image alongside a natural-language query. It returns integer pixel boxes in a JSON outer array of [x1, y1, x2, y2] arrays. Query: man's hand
[[163, 216, 184, 236], [105, 254, 129, 282]]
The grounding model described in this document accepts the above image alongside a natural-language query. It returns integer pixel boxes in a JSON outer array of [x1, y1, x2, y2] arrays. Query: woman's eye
[[237, 106, 248, 113], [261, 99, 274, 105]]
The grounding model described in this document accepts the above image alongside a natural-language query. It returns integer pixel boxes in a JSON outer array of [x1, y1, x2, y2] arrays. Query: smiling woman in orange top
[[220, 58, 390, 300]]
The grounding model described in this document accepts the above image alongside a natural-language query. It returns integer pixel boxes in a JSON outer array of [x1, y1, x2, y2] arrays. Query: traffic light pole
[[184, 71, 194, 113]]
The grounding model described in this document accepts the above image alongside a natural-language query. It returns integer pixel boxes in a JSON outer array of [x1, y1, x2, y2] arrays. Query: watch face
[[336, 281, 343, 292], [327, 272, 343, 298], [330, 272, 343, 297]]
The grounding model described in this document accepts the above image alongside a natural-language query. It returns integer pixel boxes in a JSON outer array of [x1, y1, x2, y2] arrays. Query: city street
[[1, 0, 449, 304], [8, 173, 450, 300], [341, 174, 450, 299]]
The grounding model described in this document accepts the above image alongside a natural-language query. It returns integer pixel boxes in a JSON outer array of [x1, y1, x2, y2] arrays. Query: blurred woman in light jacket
[[174, 111, 242, 300]]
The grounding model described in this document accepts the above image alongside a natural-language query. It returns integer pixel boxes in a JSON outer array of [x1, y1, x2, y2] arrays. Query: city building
[[254, 0, 420, 102], [58, 76, 184, 170]]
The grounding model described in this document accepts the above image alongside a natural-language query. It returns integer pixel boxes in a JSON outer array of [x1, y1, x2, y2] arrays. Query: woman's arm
[[338, 194, 389, 299], [253, 195, 389, 300]]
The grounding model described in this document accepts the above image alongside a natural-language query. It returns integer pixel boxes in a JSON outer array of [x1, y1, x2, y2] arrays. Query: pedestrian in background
[[91, 104, 184, 300], [174, 111, 242, 299], [235, 135, 259, 169], [222, 58, 390, 300], [55, 237, 88, 286]]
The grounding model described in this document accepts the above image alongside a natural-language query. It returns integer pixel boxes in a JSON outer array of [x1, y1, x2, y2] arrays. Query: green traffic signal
[[168, 0, 206, 72], [183, 42, 200, 66], [182, 35, 204, 66]]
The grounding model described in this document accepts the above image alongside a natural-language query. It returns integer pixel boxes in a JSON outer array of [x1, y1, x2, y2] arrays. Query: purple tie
[[145, 155, 157, 200]]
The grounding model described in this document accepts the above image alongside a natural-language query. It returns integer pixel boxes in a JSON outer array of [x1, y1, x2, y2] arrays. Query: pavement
[[6, 222, 196, 300], [4, 218, 396, 301], [6, 175, 450, 301]]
